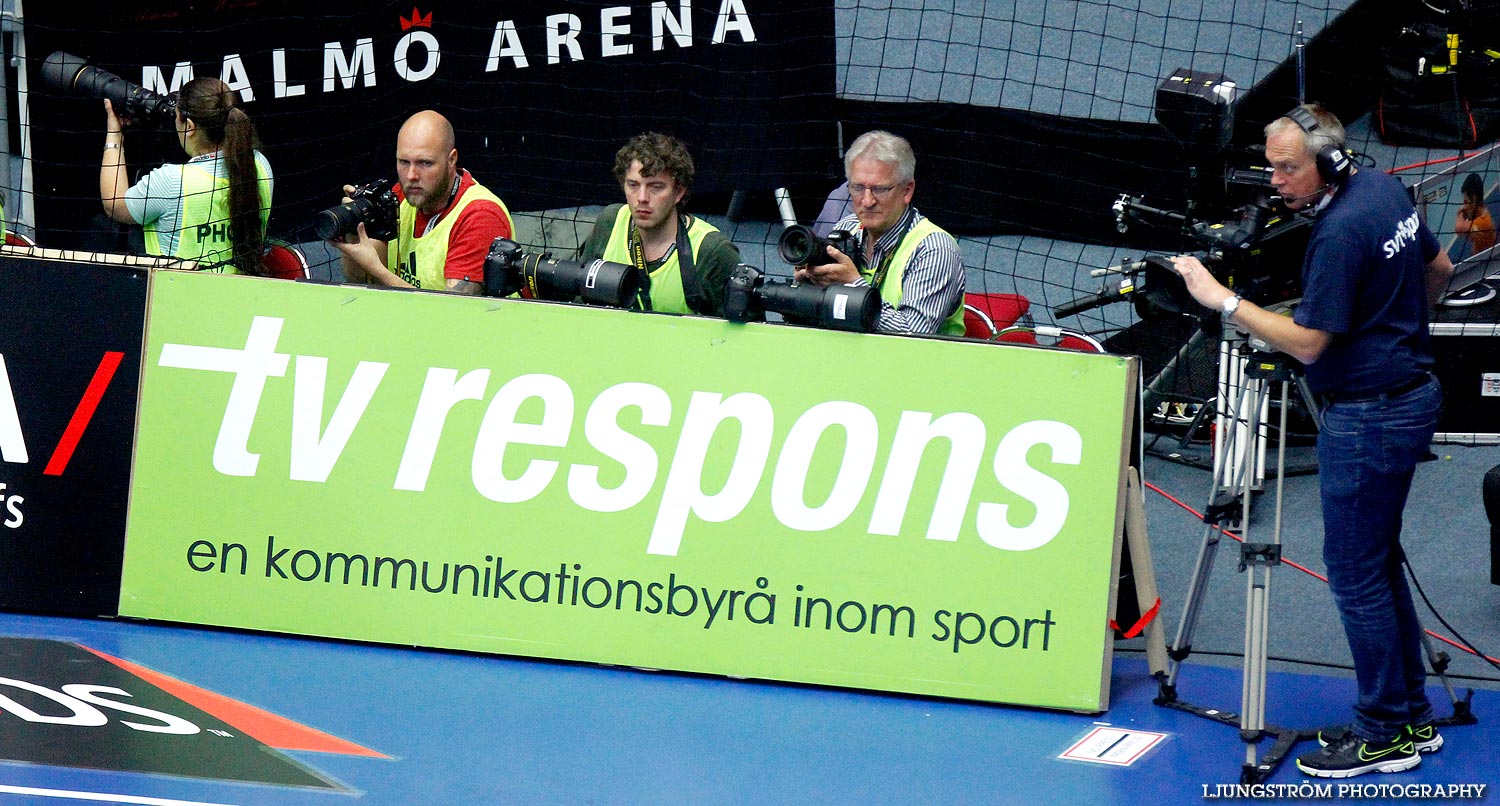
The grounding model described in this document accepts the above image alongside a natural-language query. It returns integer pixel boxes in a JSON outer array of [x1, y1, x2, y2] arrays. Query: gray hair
[[844, 130, 916, 184], [1264, 103, 1345, 160]]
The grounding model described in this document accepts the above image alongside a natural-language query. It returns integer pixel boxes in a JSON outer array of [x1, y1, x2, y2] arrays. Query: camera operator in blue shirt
[[1171, 103, 1454, 779]]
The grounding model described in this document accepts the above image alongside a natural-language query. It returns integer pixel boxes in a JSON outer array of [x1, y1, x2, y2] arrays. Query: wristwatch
[[1221, 294, 1242, 318]]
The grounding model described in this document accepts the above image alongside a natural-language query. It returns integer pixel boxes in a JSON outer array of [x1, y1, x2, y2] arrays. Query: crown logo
[[400, 8, 432, 30]]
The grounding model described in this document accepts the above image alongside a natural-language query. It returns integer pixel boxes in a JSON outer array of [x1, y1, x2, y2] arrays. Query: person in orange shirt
[[1454, 172, 1495, 255]]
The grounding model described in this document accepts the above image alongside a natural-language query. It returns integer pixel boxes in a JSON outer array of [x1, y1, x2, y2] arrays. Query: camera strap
[[420, 174, 465, 236], [866, 211, 918, 291], [675, 214, 708, 315], [627, 225, 655, 312]]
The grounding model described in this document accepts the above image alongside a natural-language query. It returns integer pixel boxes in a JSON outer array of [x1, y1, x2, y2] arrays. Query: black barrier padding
[[0, 256, 145, 616], [22, 3, 839, 246]]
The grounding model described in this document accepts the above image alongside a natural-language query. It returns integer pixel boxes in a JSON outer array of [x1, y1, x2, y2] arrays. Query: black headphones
[[1285, 105, 1351, 188]]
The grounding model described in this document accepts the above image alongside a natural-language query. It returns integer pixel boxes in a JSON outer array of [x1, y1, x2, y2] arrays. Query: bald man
[[335, 109, 514, 293]]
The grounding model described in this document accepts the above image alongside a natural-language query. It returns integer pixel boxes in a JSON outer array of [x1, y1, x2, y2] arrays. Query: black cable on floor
[[1404, 551, 1500, 674]]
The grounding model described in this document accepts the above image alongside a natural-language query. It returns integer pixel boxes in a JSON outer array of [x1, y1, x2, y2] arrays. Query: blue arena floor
[[0, 611, 1494, 805]]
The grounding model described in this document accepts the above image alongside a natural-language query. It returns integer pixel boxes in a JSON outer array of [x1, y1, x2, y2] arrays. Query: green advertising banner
[[121, 272, 1137, 711]]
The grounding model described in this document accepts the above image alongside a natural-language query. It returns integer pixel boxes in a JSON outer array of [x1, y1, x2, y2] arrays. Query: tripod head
[[1240, 349, 1305, 383]]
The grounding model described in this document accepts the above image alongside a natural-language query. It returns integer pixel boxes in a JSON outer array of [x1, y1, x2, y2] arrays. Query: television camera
[[1054, 193, 1310, 321], [1057, 68, 1321, 322]]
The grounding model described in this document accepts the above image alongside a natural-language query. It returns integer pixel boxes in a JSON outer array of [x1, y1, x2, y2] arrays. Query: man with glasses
[[793, 130, 965, 335]]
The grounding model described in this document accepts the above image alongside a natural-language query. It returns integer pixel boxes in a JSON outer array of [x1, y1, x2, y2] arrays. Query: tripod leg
[[1417, 627, 1462, 709], [1216, 335, 1268, 506], [1243, 558, 1273, 770], [1240, 379, 1282, 775], [1159, 357, 1310, 784], [1213, 336, 1239, 493], [1164, 521, 1223, 690], [1164, 359, 1265, 691]]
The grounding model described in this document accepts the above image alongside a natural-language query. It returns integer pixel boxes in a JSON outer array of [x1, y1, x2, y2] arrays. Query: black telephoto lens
[[526, 257, 643, 308], [312, 181, 399, 242], [39, 52, 91, 95], [41, 51, 178, 127], [757, 282, 880, 332]]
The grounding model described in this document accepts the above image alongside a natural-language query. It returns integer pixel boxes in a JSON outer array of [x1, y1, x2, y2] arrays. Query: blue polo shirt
[[1293, 169, 1440, 395]]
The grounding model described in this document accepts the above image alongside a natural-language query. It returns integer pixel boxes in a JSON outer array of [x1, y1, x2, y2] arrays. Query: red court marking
[[82, 646, 390, 758], [43, 351, 123, 476]]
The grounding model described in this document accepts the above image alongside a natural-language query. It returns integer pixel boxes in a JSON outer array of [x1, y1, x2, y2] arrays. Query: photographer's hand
[[794, 245, 861, 286], [99, 100, 134, 224], [332, 221, 409, 287], [103, 99, 125, 137]]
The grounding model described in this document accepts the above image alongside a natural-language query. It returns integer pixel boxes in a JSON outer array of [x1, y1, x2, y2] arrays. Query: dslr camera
[[777, 224, 863, 270], [483, 238, 644, 308], [41, 51, 178, 127], [314, 180, 400, 242], [722, 263, 879, 333]]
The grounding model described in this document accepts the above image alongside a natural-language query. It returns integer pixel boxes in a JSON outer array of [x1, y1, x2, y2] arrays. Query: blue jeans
[[1317, 374, 1442, 742]]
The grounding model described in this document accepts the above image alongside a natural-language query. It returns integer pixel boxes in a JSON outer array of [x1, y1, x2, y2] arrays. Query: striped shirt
[[832, 206, 965, 334]]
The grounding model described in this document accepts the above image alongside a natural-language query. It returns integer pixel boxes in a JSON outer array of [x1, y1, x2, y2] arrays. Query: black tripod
[[1154, 341, 1474, 783]]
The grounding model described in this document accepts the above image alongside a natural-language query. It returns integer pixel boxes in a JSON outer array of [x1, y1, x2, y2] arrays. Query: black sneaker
[[1315, 725, 1354, 747], [1318, 723, 1444, 755], [1296, 732, 1420, 778], [1408, 722, 1443, 754]]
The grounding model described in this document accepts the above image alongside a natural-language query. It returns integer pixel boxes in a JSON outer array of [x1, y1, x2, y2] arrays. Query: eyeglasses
[[848, 182, 903, 199]]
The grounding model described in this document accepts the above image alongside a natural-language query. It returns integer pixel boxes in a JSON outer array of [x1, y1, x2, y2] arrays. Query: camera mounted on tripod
[[1056, 68, 1317, 323], [1132, 70, 1310, 312], [1058, 192, 1308, 321]]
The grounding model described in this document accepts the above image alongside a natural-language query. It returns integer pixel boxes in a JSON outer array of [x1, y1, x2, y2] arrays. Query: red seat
[[994, 325, 1105, 353], [963, 293, 1031, 339], [262, 240, 309, 280]]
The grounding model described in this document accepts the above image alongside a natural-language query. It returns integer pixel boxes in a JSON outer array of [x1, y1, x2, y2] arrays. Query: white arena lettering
[[137, 1, 757, 102]]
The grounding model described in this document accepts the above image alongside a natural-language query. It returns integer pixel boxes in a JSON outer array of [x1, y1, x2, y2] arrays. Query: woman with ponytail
[[100, 77, 275, 276]]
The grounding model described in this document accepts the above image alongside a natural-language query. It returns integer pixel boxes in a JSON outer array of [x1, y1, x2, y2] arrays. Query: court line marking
[[0, 784, 236, 806]]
